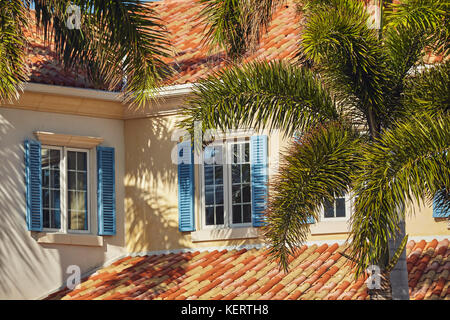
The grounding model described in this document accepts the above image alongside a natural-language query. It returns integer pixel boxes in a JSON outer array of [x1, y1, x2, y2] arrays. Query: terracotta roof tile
[[46, 239, 449, 300]]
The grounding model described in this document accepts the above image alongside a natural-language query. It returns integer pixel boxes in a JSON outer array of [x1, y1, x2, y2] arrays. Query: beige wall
[[0, 107, 126, 299]]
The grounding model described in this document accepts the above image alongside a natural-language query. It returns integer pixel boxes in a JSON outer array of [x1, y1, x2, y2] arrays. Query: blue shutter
[[97, 146, 116, 235], [433, 191, 450, 218], [178, 141, 195, 232], [24, 139, 43, 231], [251, 135, 268, 227]]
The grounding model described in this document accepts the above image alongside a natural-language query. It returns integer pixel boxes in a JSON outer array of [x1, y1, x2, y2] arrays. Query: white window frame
[[320, 192, 353, 222], [41, 145, 91, 234], [200, 136, 253, 230]]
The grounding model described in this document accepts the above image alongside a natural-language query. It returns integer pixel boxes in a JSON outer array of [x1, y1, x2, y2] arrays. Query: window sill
[[191, 227, 261, 242], [33, 232, 104, 247], [310, 220, 351, 235]]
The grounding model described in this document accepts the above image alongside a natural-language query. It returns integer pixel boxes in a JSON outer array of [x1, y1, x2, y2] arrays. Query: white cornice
[[24, 82, 194, 102]]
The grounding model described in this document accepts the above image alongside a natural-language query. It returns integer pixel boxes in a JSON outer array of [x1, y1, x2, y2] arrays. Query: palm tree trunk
[[387, 220, 410, 300]]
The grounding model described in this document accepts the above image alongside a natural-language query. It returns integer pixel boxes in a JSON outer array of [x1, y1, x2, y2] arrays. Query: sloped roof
[[25, 0, 301, 89], [24, 0, 445, 90], [45, 239, 449, 300]]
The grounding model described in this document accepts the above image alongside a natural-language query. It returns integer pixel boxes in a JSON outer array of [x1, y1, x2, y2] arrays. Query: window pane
[[214, 166, 223, 185], [42, 169, 50, 188], [204, 165, 214, 185], [41, 149, 49, 168], [232, 164, 240, 183], [243, 204, 251, 223], [215, 186, 224, 205], [68, 191, 86, 212], [43, 209, 50, 229], [241, 164, 250, 183], [51, 209, 61, 229], [233, 144, 238, 164], [51, 189, 60, 209], [42, 189, 49, 208], [216, 206, 224, 225], [68, 151, 77, 170], [232, 185, 241, 203], [50, 169, 60, 189], [77, 172, 87, 190], [68, 171, 76, 190], [205, 207, 215, 225], [232, 205, 242, 224], [336, 198, 346, 217], [77, 152, 87, 171], [50, 149, 60, 169], [244, 143, 250, 162], [324, 199, 334, 218], [205, 186, 214, 205], [242, 185, 251, 203], [69, 210, 86, 231]]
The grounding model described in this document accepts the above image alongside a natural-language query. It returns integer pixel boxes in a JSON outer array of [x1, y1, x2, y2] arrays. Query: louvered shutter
[[97, 146, 116, 235], [178, 141, 195, 232], [433, 191, 450, 218], [251, 135, 268, 227], [24, 139, 43, 231]]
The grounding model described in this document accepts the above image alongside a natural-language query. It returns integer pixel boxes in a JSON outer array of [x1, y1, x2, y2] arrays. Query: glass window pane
[[77, 152, 87, 171], [68, 191, 86, 212], [51, 209, 61, 229], [233, 144, 238, 164], [324, 199, 334, 218], [42, 189, 49, 208], [244, 143, 250, 162], [214, 166, 223, 185], [216, 206, 224, 225], [232, 185, 241, 204], [42, 169, 50, 188], [242, 185, 251, 203], [205, 186, 214, 205], [205, 207, 215, 225], [68, 151, 77, 170], [50, 169, 60, 189], [50, 150, 60, 169], [232, 164, 240, 184], [68, 171, 76, 190], [51, 189, 60, 209], [242, 164, 250, 183], [69, 210, 86, 231], [232, 205, 242, 224], [215, 186, 223, 205], [41, 149, 49, 169], [336, 198, 346, 217], [43, 209, 50, 228], [243, 204, 251, 223], [204, 165, 214, 185], [77, 172, 87, 191]]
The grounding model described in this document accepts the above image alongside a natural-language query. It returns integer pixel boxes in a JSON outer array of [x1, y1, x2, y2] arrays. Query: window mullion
[[61, 147, 67, 234]]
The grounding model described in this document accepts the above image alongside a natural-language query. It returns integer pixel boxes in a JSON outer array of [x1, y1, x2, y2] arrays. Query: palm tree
[[0, 0, 172, 105], [180, 0, 449, 299]]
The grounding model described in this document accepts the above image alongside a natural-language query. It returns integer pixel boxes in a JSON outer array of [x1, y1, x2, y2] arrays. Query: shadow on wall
[[0, 116, 57, 298], [125, 115, 190, 253]]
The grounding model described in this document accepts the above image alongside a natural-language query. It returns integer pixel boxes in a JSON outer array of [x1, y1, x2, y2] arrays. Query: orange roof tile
[[45, 239, 450, 300]]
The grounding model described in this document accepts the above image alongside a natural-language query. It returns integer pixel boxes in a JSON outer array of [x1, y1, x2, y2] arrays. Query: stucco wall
[[0, 107, 126, 299]]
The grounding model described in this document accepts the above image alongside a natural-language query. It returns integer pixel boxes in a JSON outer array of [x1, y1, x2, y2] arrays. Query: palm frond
[[349, 111, 450, 275], [199, 0, 282, 60], [385, 234, 409, 273], [33, 0, 173, 105], [298, 0, 391, 134], [402, 60, 450, 116], [265, 122, 361, 271], [0, 0, 29, 102], [179, 60, 339, 138]]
